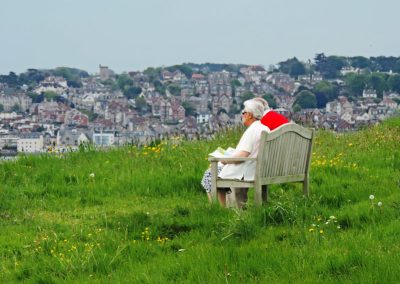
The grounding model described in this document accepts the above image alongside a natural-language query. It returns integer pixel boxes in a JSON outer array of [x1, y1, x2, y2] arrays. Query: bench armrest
[[208, 157, 257, 163]]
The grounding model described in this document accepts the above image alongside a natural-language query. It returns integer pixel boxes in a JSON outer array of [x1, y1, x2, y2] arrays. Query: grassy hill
[[1, 119, 400, 283]]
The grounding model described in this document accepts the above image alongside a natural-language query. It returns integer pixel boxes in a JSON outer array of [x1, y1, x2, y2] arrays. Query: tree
[[44, 91, 58, 101], [0, 104, 4, 112], [393, 58, 400, 73], [78, 109, 98, 121], [315, 54, 347, 79], [350, 56, 371, 69], [135, 97, 148, 112], [387, 74, 400, 93], [294, 90, 317, 109], [143, 67, 161, 83], [102, 79, 118, 91], [370, 56, 399, 72], [181, 101, 195, 116], [290, 61, 306, 78], [167, 84, 181, 96], [230, 79, 242, 88], [393, 59, 400, 73], [166, 65, 193, 78], [27, 92, 44, 103], [11, 104, 21, 113], [116, 74, 133, 90], [312, 81, 338, 108], [52, 67, 86, 88], [292, 104, 301, 113], [344, 73, 367, 97], [0, 72, 19, 87], [278, 57, 306, 78], [153, 80, 165, 94], [124, 86, 142, 99], [367, 73, 388, 97], [19, 69, 45, 86]]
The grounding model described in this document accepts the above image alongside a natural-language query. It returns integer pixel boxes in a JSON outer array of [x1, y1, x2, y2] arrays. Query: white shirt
[[218, 120, 270, 181]]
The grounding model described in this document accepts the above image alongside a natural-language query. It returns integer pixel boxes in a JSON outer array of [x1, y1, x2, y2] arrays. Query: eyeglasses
[[241, 111, 247, 115]]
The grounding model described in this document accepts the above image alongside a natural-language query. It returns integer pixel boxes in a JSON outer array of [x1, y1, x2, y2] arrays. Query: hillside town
[[0, 58, 399, 155]]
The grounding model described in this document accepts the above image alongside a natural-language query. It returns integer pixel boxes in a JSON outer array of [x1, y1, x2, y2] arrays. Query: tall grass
[[0, 120, 399, 283]]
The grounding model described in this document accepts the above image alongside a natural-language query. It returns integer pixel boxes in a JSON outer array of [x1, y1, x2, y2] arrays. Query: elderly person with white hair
[[201, 98, 270, 207]]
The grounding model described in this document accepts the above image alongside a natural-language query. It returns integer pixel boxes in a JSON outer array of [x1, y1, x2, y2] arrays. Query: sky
[[1, 0, 399, 75]]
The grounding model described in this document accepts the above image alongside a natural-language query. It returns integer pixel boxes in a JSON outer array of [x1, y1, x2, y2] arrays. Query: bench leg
[[226, 188, 237, 208], [254, 183, 262, 206], [210, 161, 218, 203], [262, 185, 268, 203], [303, 175, 309, 197], [227, 188, 248, 208]]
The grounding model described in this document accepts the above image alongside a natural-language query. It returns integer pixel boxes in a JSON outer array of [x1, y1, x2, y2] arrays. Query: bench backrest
[[255, 123, 314, 185]]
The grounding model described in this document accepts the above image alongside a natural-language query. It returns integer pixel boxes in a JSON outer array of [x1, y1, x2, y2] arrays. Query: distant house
[[17, 132, 44, 153], [194, 81, 209, 95], [161, 70, 174, 81], [340, 67, 360, 75], [196, 112, 212, 124], [274, 107, 291, 120], [380, 97, 398, 109], [191, 73, 206, 81], [34, 76, 68, 95], [152, 98, 185, 123], [57, 128, 90, 146], [326, 96, 353, 115], [99, 65, 115, 81], [212, 94, 232, 114], [210, 84, 232, 97], [336, 119, 353, 132], [208, 71, 231, 85], [64, 109, 89, 126], [266, 73, 296, 94], [356, 112, 371, 122], [187, 96, 208, 113], [362, 89, 377, 98], [92, 131, 115, 146], [340, 112, 354, 124], [0, 93, 32, 112]]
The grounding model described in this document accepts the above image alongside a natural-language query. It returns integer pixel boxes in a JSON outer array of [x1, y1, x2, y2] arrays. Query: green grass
[[1, 120, 400, 283]]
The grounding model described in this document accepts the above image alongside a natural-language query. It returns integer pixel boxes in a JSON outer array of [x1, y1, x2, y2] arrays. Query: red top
[[260, 110, 289, 131]]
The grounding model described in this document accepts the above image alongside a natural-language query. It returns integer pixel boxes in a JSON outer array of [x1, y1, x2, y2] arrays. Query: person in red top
[[253, 97, 289, 130]]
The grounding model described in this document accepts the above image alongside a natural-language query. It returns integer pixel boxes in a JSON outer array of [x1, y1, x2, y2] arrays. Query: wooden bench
[[208, 123, 314, 206]]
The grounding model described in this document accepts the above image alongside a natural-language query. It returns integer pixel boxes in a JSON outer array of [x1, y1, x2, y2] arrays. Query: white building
[[196, 112, 212, 124], [17, 133, 44, 153], [362, 89, 377, 98], [34, 76, 68, 95], [0, 93, 32, 112], [92, 132, 115, 146]]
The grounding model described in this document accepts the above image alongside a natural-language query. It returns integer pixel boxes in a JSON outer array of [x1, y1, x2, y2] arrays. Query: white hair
[[253, 97, 270, 112], [243, 99, 265, 120]]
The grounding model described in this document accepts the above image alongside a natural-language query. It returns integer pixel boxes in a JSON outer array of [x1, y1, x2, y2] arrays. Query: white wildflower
[[369, 195, 375, 200], [89, 173, 95, 178], [377, 201, 382, 207], [329, 216, 336, 220]]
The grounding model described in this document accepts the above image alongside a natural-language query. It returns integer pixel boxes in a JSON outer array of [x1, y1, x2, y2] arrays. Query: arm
[[221, 150, 250, 164]]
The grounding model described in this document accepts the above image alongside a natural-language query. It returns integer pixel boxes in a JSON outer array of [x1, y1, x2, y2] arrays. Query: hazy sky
[[1, 0, 399, 75]]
